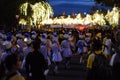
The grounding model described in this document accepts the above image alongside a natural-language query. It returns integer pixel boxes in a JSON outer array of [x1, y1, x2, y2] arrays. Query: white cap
[[31, 34, 37, 39], [68, 31, 72, 35], [31, 31, 36, 34], [3, 41, 12, 49], [16, 33, 22, 38], [31, 31, 37, 39], [68, 36, 73, 41], [24, 38, 32, 44], [64, 34, 69, 39]]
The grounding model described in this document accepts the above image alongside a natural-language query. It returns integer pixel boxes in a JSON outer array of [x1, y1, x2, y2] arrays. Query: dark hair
[[32, 40, 40, 50], [5, 54, 19, 71], [92, 38, 102, 50], [116, 30, 120, 44]]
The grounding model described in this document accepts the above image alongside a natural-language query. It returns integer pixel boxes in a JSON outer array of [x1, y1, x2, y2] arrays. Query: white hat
[[3, 41, 12, 49], [31, 31, 36, 35], [31, 35, 37, 39], [64, 34, 69, 39], [68, 31, 72, 35], [31, 31, 37, 39], [52, 33, 58, 41], [68, 36, 73, 41], [16, 33, 22, 38], [24, 38, 32, 44], [52, 37, 58, 42], [2, 34, 7, 40]]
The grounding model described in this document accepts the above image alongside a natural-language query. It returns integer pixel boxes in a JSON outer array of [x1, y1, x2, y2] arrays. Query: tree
[[94, 0, 120, 7], [0, 0, 47, 32]]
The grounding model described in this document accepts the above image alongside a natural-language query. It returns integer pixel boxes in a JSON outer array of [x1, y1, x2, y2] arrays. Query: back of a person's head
[[92, 38, 102, 51], [32, 40, 40, 50], [114, 27, 120, 53], [5, 54, 19, 71], [115, 27, 120, 44]]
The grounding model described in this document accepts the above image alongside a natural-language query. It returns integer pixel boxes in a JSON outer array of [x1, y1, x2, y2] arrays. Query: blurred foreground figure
[[110, 27, 120, 80], [86, 32, 112, 80], [5, 54, 25, 80], [25, 40, 48, 80]]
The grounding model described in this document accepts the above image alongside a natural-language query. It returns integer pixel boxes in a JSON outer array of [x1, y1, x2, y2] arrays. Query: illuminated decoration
[[19, 19, 27, 25], [105, 7, 120, 26], [20, 2, 29, 16], [19, 2, 53, 25], [77, 26, 85, 30], [19, 5, 120, 28], [92, 12, 106, 26], [83, 14, 93, 25], [42, 7, 119, 27]]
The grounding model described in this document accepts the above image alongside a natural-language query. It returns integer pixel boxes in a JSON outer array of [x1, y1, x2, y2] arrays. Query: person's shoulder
[[88, 53, 95, 61], [89, 53, 95, 57], [114, 53, 120, 62], [10, 74, 25, 80], [27, 52, 33, 56], [26, 52, 34, 59], [101, 52, 108, 58]]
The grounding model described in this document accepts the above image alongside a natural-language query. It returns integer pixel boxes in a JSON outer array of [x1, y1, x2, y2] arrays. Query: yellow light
[[19, 2, 53, 25], [19, 19, 27, 25], [105, 7, 120, 25], [19, 5, 120, 28]]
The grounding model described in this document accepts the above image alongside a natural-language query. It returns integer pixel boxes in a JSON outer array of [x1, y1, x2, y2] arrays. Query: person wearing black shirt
[[25, 40, 48, 80]]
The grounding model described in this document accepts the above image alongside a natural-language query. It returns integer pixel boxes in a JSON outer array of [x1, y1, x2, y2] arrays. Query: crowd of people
[[0, 26, 120, 80]]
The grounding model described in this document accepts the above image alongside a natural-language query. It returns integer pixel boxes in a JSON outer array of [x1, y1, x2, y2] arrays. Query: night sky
[[48, 0, 112, 16]]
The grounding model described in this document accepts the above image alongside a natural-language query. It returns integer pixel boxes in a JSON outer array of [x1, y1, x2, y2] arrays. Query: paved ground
[[47, 55, 87, 80]]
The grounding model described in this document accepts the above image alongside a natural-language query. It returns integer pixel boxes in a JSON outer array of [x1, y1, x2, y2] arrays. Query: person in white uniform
[[40, 34, 51, 66], [76, 35, 86, 64], [103, 35, 112, 60], [51, 40, 62, 73], [61, 33, 73, 69]]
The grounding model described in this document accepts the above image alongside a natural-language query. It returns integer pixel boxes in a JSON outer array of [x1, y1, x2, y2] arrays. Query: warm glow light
[[20, 2, 29, 16], [19, 19, 27, 25], [19, 2, 53, 25], [19, 5, 120, 28], [105, 7, 120, 26], [77, 26, 85, 30]]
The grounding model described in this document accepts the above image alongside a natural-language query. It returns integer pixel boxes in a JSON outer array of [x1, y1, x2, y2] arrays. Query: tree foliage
[[94, 0, 120, 7], [0, 0, 47, 31]]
